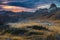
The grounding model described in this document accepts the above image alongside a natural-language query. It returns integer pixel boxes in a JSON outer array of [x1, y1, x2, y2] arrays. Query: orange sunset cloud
[[11, 9, 25, 12]]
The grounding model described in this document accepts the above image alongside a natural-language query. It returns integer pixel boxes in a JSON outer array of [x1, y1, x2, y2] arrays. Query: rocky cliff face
[[32, 3, 60, 20]]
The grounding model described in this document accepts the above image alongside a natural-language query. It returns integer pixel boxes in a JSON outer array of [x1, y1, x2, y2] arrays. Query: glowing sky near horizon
[[1, 5, 35, 12]]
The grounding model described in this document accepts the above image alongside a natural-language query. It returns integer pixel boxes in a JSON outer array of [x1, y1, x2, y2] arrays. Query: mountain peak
[[48, 3, 57, 12], [49, 3, 57, 10]]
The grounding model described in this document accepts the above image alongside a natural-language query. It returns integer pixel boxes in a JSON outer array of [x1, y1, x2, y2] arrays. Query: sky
[[0, 0, 60, 12]]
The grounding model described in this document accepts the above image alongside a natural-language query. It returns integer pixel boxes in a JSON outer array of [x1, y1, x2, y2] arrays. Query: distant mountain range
[[0, 3, 60, 23], [0, 10, 34, 23]]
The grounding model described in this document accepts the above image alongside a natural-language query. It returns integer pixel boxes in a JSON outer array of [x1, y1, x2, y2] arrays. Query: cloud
[[37, 4, 50, 9]]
